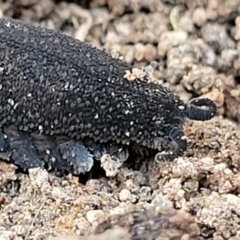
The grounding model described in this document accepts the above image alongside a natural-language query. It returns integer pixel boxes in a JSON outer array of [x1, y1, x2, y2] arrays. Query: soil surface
[[0, 0, 240, 239]]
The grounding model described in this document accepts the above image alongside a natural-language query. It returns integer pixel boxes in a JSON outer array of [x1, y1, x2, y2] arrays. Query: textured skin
[[0, 18, 217, 173]]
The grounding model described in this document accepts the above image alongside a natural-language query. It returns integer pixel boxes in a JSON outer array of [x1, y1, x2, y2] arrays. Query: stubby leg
[[30, 134, 93, 174], [30, 133, 68, 172], [3, 126, 43, 170], [154, 126, 187, 163], [32, 136, 129, 175], [2, 127, 129, 175], [56, 139, 93, 175], [82, 139, 129, 177]]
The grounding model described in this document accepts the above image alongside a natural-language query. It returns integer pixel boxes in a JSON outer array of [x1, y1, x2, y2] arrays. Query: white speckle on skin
[[178, 105, 185, 110], [38, 125, 43, 133], [8, 99, 14, 106], [64, 82, 69, 90], [125, 132, 130, 137], [13, 103, 19, 110], [40, 75, 44, 82], [5, 22, 11, 28]]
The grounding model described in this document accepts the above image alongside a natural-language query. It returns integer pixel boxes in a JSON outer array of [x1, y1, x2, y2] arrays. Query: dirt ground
[[0, 0, 240, 239]]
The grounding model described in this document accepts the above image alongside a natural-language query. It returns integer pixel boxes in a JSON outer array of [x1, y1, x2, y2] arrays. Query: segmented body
[[0, 18, 216, 174]]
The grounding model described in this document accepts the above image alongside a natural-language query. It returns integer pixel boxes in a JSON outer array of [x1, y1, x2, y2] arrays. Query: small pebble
[[119, 189, 132, 202]]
